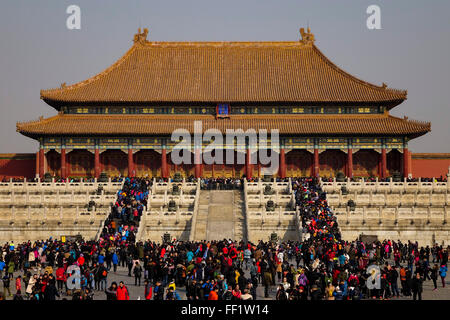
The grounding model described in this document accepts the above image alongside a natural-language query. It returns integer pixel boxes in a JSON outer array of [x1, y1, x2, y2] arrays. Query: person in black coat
[[153, 281, 164, 300], [310, 284, 323, 300], [105, 282, 117, 300], [134, 261, 143, 286], [44, 278, 60, 300], [411, 273, 423, 301], [186, 278, 197, 300]]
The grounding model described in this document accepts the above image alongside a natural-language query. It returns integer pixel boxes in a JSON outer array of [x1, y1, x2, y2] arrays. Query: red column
[[347, 148, 353, 178], [279, 148, 286, 178], [246, 149, 253, 178], [128, 149, 135, 177], [313, 148, 319, 177], [39, 149, 45, 178], [60, 149, 66, 179], [403, 148, 410, 178], [161, 149, 168, 178], [194, 149, 201, 178], [94, 149, 100, 179], [35, 151, 40, 178], [381, 148, 387, 179]]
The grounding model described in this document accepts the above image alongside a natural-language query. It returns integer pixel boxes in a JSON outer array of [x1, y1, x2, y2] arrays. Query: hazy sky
[[0, 0, 449, 153]]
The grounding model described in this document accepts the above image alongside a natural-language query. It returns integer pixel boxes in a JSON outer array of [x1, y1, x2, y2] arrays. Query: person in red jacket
[[77, 254, 85, 267], [55, 266, 66, 292], [144, 280, 152, 300], [116, 281, 130, 300], [208, 287, 219, 300], [15, 275, 22, 294]]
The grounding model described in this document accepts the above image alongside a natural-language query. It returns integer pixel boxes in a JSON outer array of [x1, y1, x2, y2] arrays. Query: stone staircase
[[192, 190, 210, 241], [191, 190, 247, 241]]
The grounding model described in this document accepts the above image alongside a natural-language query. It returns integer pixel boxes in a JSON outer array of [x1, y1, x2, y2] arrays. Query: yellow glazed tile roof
[[17, 114, 430, 139], [40, 31, 407, 104]]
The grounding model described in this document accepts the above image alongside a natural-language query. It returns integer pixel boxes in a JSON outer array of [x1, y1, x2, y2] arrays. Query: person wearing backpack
[[2, 273, 11, 297], [99, 264, 108, 291]]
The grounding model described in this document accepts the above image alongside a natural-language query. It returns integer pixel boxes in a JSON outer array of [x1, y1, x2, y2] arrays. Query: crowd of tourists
[[200, 178, 243, 190], [0, 176, 448, 301]]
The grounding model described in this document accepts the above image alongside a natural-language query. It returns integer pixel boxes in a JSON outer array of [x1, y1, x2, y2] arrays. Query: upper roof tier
[[40, 28, 407, 107]]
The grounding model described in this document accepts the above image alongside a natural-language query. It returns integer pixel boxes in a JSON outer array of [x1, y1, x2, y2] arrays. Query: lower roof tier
[[17, 114, 430, 139]]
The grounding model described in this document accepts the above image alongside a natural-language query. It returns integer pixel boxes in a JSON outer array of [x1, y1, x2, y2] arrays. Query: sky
[[0, 0, 449, 153]]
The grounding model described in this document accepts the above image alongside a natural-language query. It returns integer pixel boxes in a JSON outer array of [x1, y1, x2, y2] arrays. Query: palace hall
[[16, 28, 431, 180]]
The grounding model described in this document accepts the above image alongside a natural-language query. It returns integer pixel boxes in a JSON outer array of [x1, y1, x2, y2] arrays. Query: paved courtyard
[[4, 258, 449, 300]]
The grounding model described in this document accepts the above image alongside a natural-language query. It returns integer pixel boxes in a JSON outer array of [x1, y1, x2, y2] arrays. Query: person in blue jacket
[[0, 259, 5, 278], [98, 253, 105, 265], [439, 264, 447, 288], [112, 251, 119, 273]]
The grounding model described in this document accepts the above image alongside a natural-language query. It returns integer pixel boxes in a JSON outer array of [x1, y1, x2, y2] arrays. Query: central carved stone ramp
[[193, 190, 246, 241]]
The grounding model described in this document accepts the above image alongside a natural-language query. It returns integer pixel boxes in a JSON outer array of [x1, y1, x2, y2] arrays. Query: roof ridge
[[142, 41, 306, 47]]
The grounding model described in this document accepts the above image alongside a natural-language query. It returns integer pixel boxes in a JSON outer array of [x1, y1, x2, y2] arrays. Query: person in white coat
[[26, 274, 37, 298]]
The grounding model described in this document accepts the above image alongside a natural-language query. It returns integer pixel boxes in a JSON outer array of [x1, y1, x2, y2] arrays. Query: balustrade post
[[444, 206, 448, 224], [279, 206, 282, 224]]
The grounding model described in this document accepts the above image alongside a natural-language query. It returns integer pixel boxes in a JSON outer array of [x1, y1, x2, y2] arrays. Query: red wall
[[0, 154, 36, 179], [412, 154, 450, 179], [0, 152, 449, 180]]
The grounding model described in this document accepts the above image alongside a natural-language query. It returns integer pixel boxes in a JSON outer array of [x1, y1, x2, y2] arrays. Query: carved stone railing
[[188, 179, 201, 242], [320, 179, 450, 194]]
